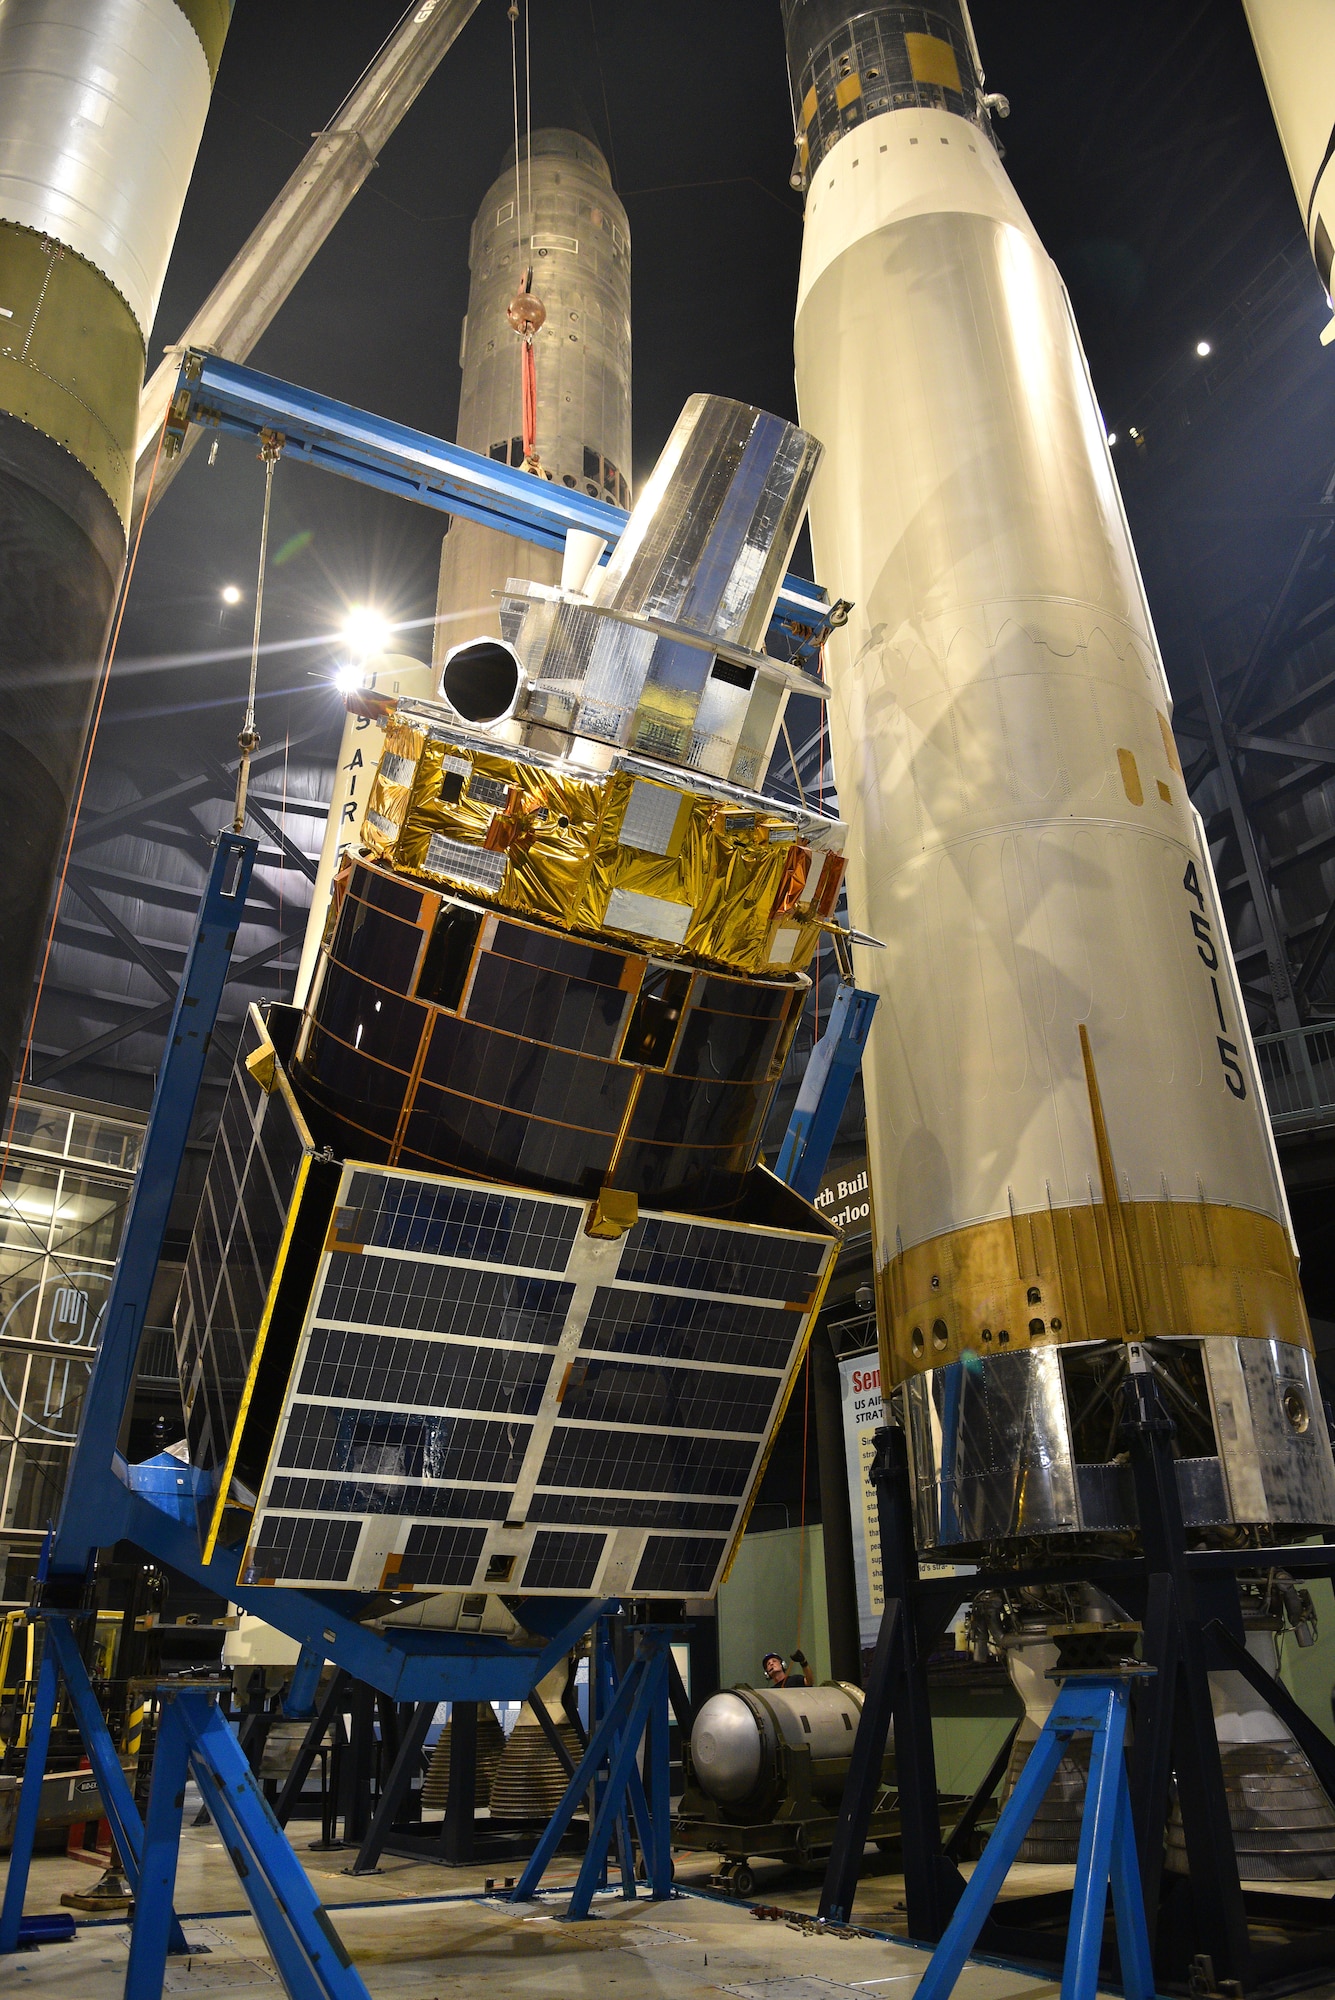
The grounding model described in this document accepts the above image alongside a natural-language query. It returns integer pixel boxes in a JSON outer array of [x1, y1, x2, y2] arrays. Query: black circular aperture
[[441, 638, 522, 723]]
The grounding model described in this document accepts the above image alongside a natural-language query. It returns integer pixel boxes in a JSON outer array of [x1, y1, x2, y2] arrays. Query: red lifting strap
[[521, 336, 538, 464]]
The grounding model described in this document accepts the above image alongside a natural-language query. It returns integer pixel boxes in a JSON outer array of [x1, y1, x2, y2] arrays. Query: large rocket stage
[[783, 0, 1335, 1555]]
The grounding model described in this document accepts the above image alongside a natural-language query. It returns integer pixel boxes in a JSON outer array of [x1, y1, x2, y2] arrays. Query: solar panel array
[[180, 1018, 836, 1598], [175, 1037, 307, 1506]]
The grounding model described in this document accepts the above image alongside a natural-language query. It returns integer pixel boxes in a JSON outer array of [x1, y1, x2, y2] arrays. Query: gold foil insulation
[[878, 1198, 1311, 1384], [361, 713, 846, 976]]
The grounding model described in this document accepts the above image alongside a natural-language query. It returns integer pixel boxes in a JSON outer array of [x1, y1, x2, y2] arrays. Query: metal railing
[[1253, 1023, 1335, 1134]]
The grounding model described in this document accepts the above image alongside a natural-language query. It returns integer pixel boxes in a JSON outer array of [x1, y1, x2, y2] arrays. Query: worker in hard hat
[[762, 1650, 813, 1689]]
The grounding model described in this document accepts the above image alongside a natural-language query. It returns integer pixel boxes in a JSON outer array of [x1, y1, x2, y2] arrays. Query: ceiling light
[[1195, 339, 1212, 357], [1107, 432, 1118, 446], [1129, 426, 1139, 439], [334, 663, 365, 696], [220, 584, 242, 606], [341, 605, 390, 656]]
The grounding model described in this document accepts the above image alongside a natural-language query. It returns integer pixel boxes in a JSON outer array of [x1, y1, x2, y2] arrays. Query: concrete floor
[[0, 1820, 1108, 2000], [11, 1812, 1335, 1997]]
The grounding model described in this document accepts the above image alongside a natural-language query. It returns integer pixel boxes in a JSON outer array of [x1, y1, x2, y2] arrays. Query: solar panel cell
[[558, 1357, 775, 1434], [538, 1426, 755, 1497], [317, 1256, 572, 1343], [580, 1288, 797, 1370], [338, 1176, 579, 1268], [396, 1523, 488, 1587], [617, 1217, 825, 1301], [633, 1535, 729, 1593], [277, 1403, 533, 1485], [248, 1515, 361, 1584], [297, 1327, 550, 1414], [522, 1529, 606, 1590]]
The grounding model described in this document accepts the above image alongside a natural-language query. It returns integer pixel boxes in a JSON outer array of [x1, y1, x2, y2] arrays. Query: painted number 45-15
[[1183, 859, 1246, 1099]]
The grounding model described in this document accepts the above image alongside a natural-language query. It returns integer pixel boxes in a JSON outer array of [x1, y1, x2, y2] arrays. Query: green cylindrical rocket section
[[0, 0, 231, 1092]]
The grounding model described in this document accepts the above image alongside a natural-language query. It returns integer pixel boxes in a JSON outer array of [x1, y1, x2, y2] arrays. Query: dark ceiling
[[33, 0, 1335, 1122], [117, 0, 1335, 710]]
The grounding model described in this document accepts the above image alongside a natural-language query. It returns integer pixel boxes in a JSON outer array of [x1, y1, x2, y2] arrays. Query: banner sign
[[812, 1157, 871, 1235], [839, 1347, 886, 1647]]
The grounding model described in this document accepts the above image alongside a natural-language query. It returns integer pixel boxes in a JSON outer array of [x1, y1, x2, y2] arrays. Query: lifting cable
[[233, 434, 281, 831], [0, 411, 172, 1194], [507, 0, 544, 470]]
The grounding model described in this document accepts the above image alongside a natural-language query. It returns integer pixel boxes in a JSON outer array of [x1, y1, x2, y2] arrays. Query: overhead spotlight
[[1107, 432, 1118, 446], [221, 584, 242, 606], [341, 604, 390, 656], [1196, 339, 1212, 357]]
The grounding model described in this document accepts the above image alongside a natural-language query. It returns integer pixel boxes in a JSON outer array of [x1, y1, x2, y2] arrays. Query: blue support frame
[[125, 1684, 371, 2000], [775, 980, 877, 1201], [510, 1625, 676, 1920], [0, 821, 613, 1976], [913, 1671, 1155, 2000], [282, 1644, 328, 1720], [169, 352, 833, 658], [0, 1614, 189, 1957], [51, 831, 258, 1581]]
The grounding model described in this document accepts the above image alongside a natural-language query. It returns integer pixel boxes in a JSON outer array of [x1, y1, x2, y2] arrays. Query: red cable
[[795, 1352, 812, 1653], [521, 339, 538, 462]]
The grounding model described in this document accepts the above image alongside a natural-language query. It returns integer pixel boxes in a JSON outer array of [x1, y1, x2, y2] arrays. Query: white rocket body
[[293, 655, 435, 1007], [1243, 0, 1335, 333], [788, 14, 1335, 1547], [796, 103, 1284, 1272]]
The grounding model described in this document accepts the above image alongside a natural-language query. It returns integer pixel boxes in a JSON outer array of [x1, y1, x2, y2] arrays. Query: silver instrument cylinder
[[690, 1682, 867, 1811]]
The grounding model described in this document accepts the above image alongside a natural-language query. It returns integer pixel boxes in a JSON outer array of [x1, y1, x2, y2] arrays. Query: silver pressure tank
[[691, 1683, 868, 1811]]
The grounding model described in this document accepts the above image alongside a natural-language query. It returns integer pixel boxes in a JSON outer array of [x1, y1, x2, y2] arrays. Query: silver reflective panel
[[0, 0, 212, 335], [903, 1346, 1079, 1546], [505, 393, 822, 777], [597, 395, 819, 655], [902, 1338, 1335, 1551], [1205, 1337, 1335, 1528]]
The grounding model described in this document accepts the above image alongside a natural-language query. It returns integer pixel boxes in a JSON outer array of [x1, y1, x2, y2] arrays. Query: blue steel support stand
[[0, 1615, 191, 1956], [282, 1644, 326, 1720], [0, 814, 618, 1995], [775, 982, 876, 1201], [51, 830, 258, 1580], [126, 1683, 370, 2000], [510, 1625, 675, 1920], [1, 831, 256, 1957], [912, 1671, 1155, 2000]]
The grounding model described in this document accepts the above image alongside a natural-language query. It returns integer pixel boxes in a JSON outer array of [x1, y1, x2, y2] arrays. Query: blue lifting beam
[[913, 1669, 1155, 2000], [166, 351, 835, 660], [775, 980, 878, 1201]]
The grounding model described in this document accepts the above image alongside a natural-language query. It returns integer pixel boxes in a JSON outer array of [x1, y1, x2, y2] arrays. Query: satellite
[[175, 394, 845, 1605]]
